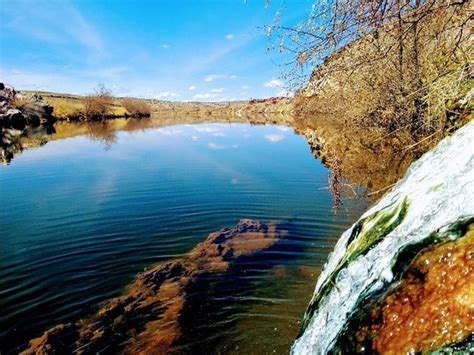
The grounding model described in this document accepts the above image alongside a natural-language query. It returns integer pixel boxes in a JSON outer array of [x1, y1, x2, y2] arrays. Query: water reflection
[[0, 113, 427, 353], [1, 113, 430, 197], [85, 122, 118, 150], [6, 112, 416, 221], [1, 124, 55, 164]]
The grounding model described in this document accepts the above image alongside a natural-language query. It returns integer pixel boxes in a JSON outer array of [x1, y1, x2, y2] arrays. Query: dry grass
[[45, 97, 85, 117], [121, 98, 151, 116], [295, 1, 472, 143], [44, 95, 127, 118], [11, 95, 36, 110]]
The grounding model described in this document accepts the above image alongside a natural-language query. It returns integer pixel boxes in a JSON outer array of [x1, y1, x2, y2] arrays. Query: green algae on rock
[[292, 121, 474, 354], [301, 197, 409, 331]]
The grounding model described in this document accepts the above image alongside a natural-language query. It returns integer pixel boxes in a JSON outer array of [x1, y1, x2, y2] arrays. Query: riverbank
[[19, 90, 293, 122]]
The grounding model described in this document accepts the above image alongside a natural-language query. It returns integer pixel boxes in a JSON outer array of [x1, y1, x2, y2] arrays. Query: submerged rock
[[23, 219, 286, 354], [292, 121, 474, 354]]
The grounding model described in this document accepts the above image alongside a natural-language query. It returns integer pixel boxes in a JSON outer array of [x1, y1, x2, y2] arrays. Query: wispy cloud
[[204, 74, 237, 82], [210, 88, 224, 93], [204, 74, 226, 82], [183, 29, 253, 75], [161, 44, 171, 49], [3, 2, 103, 53], [188, 85, 196, 91], [225, 33, 235, 40]]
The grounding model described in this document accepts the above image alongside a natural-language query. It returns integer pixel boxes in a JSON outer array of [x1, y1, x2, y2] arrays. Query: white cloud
[[188, 85, 196, 91], [230, 75, 237, 79], [155, 91, 179, 99], [241, 85, 250, 90], [264, 78, 284, 88], [191, 135, 199, 141], [225, 33, 235, 40], [264, 134, 285, 143], [210, 88, 224, 93], [160, 44, 171, 49]]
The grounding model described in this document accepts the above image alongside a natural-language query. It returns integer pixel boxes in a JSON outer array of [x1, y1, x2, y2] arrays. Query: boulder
[[22, 101, 54, 124], [293, 121, 474, 354], [0, 83, 16, 114]]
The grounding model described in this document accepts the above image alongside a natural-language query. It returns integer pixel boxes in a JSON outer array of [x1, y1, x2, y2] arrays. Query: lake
[[0, 119, 367, 353]]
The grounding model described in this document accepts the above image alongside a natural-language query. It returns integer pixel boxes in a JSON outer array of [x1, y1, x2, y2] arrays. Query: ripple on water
[[0, 123, 366, 353]]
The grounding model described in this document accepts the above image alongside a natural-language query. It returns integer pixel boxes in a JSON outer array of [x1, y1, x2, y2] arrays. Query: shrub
[[84, 84, 113, 119], [121, 98, 151, 116]]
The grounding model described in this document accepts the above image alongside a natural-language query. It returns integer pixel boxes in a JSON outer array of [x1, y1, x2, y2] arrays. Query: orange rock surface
[[371, 224, 474, 354]]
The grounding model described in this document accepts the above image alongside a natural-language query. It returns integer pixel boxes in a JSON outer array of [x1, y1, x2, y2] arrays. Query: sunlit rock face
[[292, 121, 474, 354]]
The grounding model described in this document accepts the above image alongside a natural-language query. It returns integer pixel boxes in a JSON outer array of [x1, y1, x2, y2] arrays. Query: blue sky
[[0, 0, 312, 101]]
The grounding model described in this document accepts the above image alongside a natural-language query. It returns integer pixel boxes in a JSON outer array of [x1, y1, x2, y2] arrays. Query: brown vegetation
[[83, 84, 114, 119], [11, 95, 36, 110], [271, 1, 473, 141], [121, 98, 151, 116]]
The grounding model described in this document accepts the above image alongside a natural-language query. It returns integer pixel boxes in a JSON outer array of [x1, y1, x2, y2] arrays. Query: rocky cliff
[[293, 121, 474, 354]]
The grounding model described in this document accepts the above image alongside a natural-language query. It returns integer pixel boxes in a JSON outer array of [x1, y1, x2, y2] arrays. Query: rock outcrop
[[292, 121, 474, 354], [0, 83, 55, 128], [23, 219, 287, 354], [0, 83, 16, 114]]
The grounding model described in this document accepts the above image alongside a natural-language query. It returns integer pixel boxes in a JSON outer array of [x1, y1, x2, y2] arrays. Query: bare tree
[[267, 0, 472, 135], [84, 84, 114, 120]]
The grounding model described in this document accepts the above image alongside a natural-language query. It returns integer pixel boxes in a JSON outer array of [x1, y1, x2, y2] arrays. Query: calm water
[[0, 121, 366, 353]]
